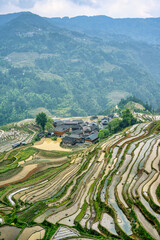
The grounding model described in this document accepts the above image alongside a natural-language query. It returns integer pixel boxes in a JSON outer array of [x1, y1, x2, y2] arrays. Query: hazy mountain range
[[0, 12, 160, 125]]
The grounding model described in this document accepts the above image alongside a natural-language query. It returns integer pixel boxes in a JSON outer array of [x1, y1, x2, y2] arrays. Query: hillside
[[0, 119, 160, 239], [48, 15, 160, 84], [0, 12, 160, 125], [47, 15, 160, 44]]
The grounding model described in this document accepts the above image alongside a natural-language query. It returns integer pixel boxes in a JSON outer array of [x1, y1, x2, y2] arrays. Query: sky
[[0, 0, 160, 18]]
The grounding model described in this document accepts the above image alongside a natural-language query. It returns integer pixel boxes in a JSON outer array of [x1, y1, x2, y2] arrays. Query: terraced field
[[0, 121, 160, 240]]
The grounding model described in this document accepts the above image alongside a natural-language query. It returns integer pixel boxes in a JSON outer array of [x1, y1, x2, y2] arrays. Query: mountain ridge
[[1, 12, 160, 44], [0, 12, 160, 125], [47, 14, 160, 44]]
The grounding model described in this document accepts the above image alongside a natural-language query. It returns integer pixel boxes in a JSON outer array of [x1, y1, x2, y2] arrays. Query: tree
[[45, 117, 54, 131], [98, 128, 110, 139], [98, 130, 105, 139], [36, 112, 47, 132], [121, 108, 137, 128], [108, 118, 122, 133]]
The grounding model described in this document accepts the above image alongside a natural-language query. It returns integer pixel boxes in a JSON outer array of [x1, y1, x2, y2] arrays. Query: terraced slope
[[0, 121, 160, 240]]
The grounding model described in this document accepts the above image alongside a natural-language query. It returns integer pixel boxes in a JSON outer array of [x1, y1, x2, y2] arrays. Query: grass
[[156, 184, 160, 200], [18, 202, 47, 224], [0, 167, 22, 181], [7, 149, 20, 159], [0, 152, 6, 161], [16, 147, 39, 161], [0, 162, 18, 174], [0, 147, 38, 174], [93, 200, 102, 221], [41, 221, 59, 240], [0, 123, 17, 131], [75, 200, 88, 223], [38, 149, 72, 158], [0, 157, 16, 167]]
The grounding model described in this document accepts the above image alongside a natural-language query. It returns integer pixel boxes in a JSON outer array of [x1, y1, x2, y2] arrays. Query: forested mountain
[[0, 12, 23, 26], [0, 12, 160, 125], [48, 15, 160, 84], [47, 15, 160, 44]]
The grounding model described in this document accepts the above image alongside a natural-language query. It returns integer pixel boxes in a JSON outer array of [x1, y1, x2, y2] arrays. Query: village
[[42, 114, 119, 146]]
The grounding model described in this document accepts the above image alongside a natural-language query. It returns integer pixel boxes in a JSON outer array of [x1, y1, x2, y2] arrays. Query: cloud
[[0, 0, 160, 18], [18, 0, 38, 9]]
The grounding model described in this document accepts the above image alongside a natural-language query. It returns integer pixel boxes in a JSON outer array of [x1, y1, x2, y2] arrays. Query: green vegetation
[[98, 109, 137, 139], [51, 136, 57, 141], [18, 202, 47, 224], [0, 13, 160, 125], [147, 120, 160, 134], [41, 221, 59, 240], [98, 129, 110, 139], [16, 147, 38, 161], [0, 147, 38, 173], [36, 112, 47, 132], [38, 149, 71, 158], [156, 184, 160, 200], [45, 117, 54, 131], [118, 96, 153, 113], [75, 200, 88, 223], [0, 167, 22, 181]]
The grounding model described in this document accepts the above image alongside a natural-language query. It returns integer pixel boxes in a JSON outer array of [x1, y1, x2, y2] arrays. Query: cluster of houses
[[35, 114, 119, 146], [53, 118, 99, 145], [52, 115, 117, 146]]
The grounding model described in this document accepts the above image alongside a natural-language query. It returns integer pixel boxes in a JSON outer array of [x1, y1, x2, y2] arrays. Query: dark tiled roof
[[83, 126, 92, 132], [72, 129, 83, 135], [70, 134, 82, 139], [12, 142, 21, 148], [54, 125, 70, 132], [63, 121, 78, 125], [62, 136, 76, 144], [86, 133, 98, 141]]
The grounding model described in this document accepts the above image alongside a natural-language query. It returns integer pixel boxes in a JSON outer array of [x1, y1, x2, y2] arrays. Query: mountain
[[0, 12, 160, 125], [0, 12, 23, 26], [47, 15, 160, 44], [47, 15, 160, 84]]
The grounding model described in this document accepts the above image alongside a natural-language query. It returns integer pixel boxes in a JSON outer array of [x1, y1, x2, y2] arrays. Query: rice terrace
[[0, 114, 160, 240]]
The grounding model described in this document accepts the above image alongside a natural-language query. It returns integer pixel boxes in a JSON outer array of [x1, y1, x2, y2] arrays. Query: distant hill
[[47, 15, 160, 44], [47, 15, 160, 84], [0, 12, 160, 125], [118, 96, 153, 113], [0, 12, 23, 26]]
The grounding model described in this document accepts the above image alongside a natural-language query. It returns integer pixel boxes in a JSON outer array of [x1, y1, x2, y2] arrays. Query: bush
[[51, 136, 57, 141]]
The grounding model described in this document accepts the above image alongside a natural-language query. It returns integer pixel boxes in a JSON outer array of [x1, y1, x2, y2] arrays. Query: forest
[[0, 12, 160, 125]]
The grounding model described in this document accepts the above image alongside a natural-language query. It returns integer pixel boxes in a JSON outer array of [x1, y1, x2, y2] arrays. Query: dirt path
[[34, 138, 71, 152]]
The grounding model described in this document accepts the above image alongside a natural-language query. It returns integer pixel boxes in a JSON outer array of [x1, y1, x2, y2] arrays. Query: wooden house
[[54, 125, 70, 136], [85, 133, 98, 144], [62, 136, 76, 145]]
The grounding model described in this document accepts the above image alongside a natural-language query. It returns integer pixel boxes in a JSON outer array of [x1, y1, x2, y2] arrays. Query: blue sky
[[0, 0, 160, 18]]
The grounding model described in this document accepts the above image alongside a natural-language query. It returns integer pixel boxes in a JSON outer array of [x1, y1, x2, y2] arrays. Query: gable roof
[[70, 134, 83, 139], [54, 125, 70, 132], [62, 136, 76, 144], [86, 133, 98, 141]]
